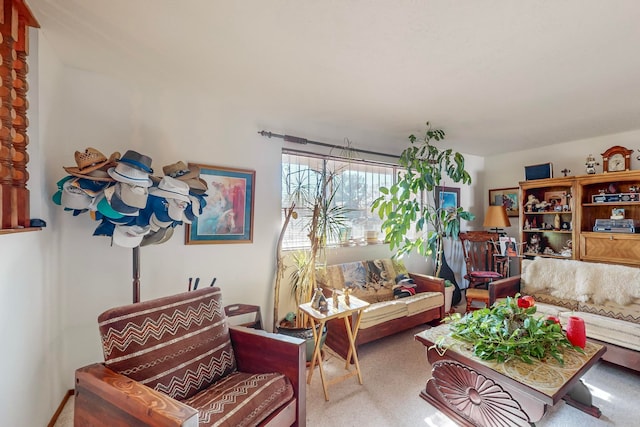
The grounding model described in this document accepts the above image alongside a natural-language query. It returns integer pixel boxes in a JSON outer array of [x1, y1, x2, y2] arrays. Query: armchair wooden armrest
[[75, 363, 198, 427], [409, 273, 445, 319], [229, 326, 306, 426], [488, 275, 522, 306], [409, 273, 445, 294]]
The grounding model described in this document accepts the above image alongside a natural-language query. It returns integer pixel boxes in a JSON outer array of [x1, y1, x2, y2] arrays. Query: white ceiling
[[27, 0, 640, 157]]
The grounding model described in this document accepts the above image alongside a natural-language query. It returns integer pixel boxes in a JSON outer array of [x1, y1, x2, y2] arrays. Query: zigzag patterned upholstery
[[97, 287, 295, 426]]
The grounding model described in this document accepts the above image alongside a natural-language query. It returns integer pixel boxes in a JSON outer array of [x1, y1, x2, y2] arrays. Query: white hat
[[108, 162, 153, 187], [117, 182, 148, 209], [149, 176, 190, 202], [104, 185, 139, 216], [112, 224, 151, 248], [61, 179, 93, 210], [149, 213, 173, 232]]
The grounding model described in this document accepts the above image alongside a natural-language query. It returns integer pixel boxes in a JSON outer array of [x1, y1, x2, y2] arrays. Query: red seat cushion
[[469, 271, 502, 279], [181, 371, 294, 427]]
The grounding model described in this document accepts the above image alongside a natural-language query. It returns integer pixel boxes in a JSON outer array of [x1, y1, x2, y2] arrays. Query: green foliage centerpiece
[[442, 295, 583, 365]]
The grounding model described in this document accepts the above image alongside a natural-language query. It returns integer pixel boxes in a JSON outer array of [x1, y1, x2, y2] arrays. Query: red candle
[[566, 316, 586, 348]]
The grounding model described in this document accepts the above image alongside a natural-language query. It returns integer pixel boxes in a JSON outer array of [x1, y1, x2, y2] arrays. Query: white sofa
[[489, 257, 640, 371]]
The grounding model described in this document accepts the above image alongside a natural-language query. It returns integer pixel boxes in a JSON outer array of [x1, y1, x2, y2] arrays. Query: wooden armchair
[[459, 231, 503, 289], [74, 287, 306, 426]]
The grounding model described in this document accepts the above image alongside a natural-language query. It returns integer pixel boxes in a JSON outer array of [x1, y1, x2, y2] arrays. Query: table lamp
[[483, 205, 511, 235]]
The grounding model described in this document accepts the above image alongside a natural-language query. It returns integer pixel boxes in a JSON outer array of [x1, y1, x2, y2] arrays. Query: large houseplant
[[372, 122, 475, 292], [273, 161, 348, 359]]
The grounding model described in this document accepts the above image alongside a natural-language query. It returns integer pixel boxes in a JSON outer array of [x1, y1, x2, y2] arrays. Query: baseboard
[[48, 389, 74, 427]]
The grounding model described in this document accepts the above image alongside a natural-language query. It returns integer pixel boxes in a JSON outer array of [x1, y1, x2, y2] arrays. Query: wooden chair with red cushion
[[460, 231, 503, 311], [74, 287, 306, 426]]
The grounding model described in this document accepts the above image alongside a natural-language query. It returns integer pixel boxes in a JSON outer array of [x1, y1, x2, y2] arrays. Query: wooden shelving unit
[[519, 170, 640, 266]]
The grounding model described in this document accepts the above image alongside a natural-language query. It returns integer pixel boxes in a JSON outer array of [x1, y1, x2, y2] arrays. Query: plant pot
[[277, 322, 328, 362], [444, 285, 454, 314]]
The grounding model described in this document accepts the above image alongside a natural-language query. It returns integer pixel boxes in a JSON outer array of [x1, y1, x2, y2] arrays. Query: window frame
[[281, 149, 400, 250]]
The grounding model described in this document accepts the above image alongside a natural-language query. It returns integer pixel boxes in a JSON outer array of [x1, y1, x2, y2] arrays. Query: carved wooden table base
[[415, 324, 606, 426]]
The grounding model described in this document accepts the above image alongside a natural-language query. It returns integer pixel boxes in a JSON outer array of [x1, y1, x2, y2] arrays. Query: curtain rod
[[258, 130, 400, 159]]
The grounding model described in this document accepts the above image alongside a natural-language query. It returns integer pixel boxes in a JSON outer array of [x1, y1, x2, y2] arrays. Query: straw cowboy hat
[[63, 148, 120, 182], [151, 161, 208, 194]]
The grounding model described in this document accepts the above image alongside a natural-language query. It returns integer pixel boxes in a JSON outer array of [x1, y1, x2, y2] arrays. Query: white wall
[[0, 31, 64, 427]]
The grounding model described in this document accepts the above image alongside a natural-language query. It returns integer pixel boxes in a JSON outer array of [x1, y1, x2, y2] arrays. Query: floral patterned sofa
[[489, 257, 640, 372], [317, 258, 445, 360]]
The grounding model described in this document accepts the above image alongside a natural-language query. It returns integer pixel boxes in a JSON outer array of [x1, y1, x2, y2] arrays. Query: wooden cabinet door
[[579, 232, 640, 266]]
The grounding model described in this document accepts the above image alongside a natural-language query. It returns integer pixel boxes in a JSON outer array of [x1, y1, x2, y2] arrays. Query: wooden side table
[[298, 295, 369, 401], [224, 304, 262, 329]]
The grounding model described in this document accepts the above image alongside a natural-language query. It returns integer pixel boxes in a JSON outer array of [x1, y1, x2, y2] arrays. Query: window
[[281, 150, 399, 249]]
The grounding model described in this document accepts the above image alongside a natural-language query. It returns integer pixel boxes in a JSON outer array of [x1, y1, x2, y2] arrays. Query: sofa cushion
[[98, 287, 236, 400], [522, 257, 583, 300], [523, 257, 640, 306], [558, 311, 640, 352], [575, 262, 640, 305], [181, 371, 293, 427], [322, 259, 398, 303], [578, 298, 640, 325], [403, 292, 444, 316], [359, 300, 408, 329]]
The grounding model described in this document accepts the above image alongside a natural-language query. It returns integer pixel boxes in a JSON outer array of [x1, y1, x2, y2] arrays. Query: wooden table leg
[[343, 311, 364, 384], [306, 318, 330, 400]]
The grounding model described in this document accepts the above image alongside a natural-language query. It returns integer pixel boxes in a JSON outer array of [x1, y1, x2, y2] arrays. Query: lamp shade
[[483, 205, 511, 228]]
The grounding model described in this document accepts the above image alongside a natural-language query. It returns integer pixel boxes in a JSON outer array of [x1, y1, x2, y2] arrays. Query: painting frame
[[489, 187, 519, 217], [185, 163, 255, 245], [435, 186, 460, 210]]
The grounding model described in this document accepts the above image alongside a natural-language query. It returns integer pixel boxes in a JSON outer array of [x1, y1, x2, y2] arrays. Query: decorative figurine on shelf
[[554, 214, 561, 230], [311, 287, 328, 313], [561, 168, 571, 177], [560, 240, 573, 257], [524, 218, 531, 230], [611, 208, 625, 220], [332, 288, 339, 308], [585, 154, 599, 174], [525, 233, 542, 254], [524, 194, 540, 212]]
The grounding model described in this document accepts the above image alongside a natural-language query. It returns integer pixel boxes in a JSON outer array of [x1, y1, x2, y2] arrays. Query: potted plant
[[443, 280, 455, 314], [273, 162, 349, 361], [371, 122, 475, 297]]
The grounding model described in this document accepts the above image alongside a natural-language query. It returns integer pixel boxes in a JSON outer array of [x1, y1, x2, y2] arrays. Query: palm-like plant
[[371, 122, 475, 276], [273, 165, 348, 329]]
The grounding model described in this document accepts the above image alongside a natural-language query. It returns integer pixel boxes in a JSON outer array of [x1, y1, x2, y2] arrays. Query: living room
[[2, 1, 640, 426]]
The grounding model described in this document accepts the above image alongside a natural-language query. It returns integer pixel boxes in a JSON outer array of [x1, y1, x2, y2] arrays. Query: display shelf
[[519, 170, 640, 266]]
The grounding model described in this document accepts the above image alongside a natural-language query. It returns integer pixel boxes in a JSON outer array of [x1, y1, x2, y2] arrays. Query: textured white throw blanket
[[522, 257, 640, 305]]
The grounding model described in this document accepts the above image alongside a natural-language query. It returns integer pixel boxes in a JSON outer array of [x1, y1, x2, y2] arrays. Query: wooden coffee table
[[415, 324, 606, 427]]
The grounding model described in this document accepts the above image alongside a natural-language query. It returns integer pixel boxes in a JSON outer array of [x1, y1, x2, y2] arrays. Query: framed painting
[[489, 187, 519, 217], [185, 163, 255, 244], [435, 186, 459, 210]]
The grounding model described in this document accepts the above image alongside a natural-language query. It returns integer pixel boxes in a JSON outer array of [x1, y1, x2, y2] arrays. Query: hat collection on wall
[[53, 148, 209, 248]]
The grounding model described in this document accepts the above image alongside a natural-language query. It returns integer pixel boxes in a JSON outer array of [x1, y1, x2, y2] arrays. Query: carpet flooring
[[55, 325, 640, 426]]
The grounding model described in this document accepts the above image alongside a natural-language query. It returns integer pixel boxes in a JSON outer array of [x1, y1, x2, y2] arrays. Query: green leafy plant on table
[[441, 294, 583, 365]]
